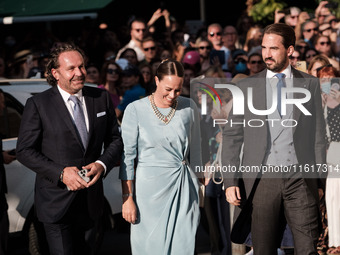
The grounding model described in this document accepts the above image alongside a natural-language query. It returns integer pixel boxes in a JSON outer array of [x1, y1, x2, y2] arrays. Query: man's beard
[[265, 56, 288, 73]]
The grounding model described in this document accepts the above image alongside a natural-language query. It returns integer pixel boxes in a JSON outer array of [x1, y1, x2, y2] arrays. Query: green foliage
[[249, 0, 286, 25], [323, 0, 340, 19]]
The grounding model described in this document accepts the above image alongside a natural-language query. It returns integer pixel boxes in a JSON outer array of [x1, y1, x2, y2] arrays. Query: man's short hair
[[301, 20, 319, 33], [248, 52, 262, 61], [313, 34, 330, 46], [128, 18, 146, 31], [263, 23, 296, 49], [142, 37, 155, 46], [207, 23, 222, 32], [45, 43, 86, 86]]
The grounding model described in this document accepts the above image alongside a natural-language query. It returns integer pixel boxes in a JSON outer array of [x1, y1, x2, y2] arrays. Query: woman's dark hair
[[45, 43, 86, 86], [263, 23, 296, 49], [302, 47, 318, 61], [121, 48, 138, 59], [100, 60, 122, 85], [155, 59, 184, 81]]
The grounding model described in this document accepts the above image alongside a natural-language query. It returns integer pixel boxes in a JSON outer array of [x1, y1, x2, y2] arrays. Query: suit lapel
[[256, 70, 268, 123], [251, 70, 267, 120], [291, 68, 307, 133], [83, 87, 94, 148], [50, 86, 85, 151], [250, 70, 268, 138]]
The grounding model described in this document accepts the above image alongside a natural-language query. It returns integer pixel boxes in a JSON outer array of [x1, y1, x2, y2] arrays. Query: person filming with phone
[[317, 64, 340, 255]]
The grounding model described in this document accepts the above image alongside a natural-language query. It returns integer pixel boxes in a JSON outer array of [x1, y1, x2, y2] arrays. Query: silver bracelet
[[122, 193, 133, 197]]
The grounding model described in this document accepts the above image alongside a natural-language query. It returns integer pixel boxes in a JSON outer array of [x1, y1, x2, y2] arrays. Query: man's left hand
[[83, 162, 104, 187], [3, 151, 16, 164]]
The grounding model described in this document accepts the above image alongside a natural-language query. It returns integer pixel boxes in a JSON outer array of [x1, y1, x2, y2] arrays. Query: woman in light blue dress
[[119, 59, 202, 255]]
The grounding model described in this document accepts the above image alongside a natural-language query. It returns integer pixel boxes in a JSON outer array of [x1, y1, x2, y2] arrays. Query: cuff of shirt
[[96, 160, 107, 175]]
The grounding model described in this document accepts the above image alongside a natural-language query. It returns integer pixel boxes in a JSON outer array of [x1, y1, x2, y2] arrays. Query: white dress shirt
[[57, 85, 107, 172]]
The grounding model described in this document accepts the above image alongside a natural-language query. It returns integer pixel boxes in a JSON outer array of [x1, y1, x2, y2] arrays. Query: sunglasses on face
[[198, 46, 212, 50], [320, 28, 332, 33], [133, 28, 146, 33], [209, 32, 222, 37], [234, 58, 246, 64], [319, 41, 331, 46], [306, 54, 317, 58], [316, 64, 332, 73], [289, 56, 300, 60], [144, 46, 156, 51], [107, 68, 119, 74], [249, 60, 263, 64], [296, 45, 308, 50], [304, 28, 318, 33]]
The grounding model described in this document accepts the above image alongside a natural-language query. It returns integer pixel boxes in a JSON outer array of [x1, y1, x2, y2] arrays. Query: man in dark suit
[[222, 23, 327, 254], [16, 44, 123, 255], [0, 89, 16, 254]]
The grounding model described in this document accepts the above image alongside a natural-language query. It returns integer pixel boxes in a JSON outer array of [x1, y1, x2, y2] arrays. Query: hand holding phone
[[295, 61, 307, 73], [331, 78, 340, 91], [210, 50, 225, 66], [3, 149, 16, 163], [8, 149, 16, 156]]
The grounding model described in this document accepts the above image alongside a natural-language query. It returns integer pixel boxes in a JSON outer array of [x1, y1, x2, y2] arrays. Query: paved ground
[[8, 213, 212, 255]]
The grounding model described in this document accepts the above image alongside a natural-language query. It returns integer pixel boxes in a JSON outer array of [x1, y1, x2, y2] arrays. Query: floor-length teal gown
[[119, 96, 202, 255]]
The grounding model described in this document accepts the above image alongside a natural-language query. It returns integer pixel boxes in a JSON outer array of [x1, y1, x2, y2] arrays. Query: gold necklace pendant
[[149, 94, 178, 124]]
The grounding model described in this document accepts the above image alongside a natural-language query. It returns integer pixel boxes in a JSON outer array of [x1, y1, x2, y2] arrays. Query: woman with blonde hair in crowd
[[195, 37, 213, 73], [243, 25, 263, 53], [308, 54, 331, 77]]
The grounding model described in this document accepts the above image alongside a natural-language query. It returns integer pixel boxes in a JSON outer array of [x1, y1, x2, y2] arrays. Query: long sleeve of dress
[[119, 103, 138, 180]]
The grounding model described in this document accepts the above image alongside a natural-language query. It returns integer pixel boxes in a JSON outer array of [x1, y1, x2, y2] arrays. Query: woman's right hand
[[330, 88, 340, 103], [122, 197, 137, 224]]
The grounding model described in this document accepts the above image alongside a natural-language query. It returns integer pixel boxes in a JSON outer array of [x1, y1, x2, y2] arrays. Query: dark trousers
[[43, 191, 94, 255], [0, 194, 8, 255], [251, 177, 319, 255], [0, 210, 8, 255]]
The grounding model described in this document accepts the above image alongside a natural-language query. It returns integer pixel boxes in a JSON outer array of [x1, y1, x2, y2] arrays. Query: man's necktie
[[69, 95, 88, 148], [275, 73, 286, 117]]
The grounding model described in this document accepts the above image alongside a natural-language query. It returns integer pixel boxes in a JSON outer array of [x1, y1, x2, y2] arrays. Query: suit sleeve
[[16, 97, 64, 182], [222, 98, 244, 189], [311, 78, 327, 188], [97, 91, 123, 174]]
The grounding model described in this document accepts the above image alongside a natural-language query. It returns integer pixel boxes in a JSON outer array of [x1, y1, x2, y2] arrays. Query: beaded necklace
[[149, 94, 178, 124]]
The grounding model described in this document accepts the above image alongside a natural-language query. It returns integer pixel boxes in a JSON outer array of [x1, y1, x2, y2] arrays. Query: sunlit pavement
[[8, 213, 211, 255]]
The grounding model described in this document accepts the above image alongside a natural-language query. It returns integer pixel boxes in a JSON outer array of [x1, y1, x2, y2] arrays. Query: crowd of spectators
[[0, 2, 340, 102]]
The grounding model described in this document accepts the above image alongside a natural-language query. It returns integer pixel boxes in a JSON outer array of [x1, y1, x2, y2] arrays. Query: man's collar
[[266, 64, 292, 79], [57, 85, 83, 103]]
